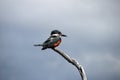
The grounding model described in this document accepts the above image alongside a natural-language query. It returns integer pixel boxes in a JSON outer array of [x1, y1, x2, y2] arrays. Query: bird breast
[[53, 39, 61, 47]]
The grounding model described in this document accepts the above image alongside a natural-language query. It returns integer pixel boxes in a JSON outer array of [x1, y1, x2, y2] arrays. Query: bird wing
[[43, 36, 61, 48]]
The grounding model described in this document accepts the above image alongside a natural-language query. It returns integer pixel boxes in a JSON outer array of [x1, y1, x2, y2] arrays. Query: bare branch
[[52, 48, 87, 80]]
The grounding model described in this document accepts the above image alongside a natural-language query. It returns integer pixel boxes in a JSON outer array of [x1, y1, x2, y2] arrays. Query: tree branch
[[52, 48, 87, 80]]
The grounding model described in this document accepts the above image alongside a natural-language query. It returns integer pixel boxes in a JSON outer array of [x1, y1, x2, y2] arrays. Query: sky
[[0, 0, 120, 80]]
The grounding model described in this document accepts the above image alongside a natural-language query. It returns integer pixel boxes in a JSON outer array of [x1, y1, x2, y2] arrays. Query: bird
[[34, 30, 67, 50]]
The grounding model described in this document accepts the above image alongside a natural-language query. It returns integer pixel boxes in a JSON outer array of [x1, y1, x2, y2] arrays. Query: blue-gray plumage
[[34, 30, 67, 50]]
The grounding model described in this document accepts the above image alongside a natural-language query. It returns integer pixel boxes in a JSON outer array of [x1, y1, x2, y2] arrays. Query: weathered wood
[[52, 48, 87, 80]]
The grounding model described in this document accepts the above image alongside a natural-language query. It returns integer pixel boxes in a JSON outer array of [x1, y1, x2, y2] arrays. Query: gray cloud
[[0, 0, 120, 80]]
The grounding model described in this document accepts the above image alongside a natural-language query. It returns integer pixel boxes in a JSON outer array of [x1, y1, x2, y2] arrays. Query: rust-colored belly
[[53, 40, 61, 47]]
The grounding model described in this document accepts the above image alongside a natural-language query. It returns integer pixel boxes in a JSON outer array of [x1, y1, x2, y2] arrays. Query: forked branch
[[52, 48, 87, 80]]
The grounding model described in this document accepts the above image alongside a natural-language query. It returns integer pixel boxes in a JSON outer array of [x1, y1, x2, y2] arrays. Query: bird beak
[[61, 34, 67, 37]]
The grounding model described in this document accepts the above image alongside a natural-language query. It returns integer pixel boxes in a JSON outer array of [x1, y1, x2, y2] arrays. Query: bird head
[[51, 30, 67, 37]]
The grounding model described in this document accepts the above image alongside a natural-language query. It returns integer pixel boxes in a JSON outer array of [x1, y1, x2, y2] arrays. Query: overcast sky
[[0, 0, 120, 80]]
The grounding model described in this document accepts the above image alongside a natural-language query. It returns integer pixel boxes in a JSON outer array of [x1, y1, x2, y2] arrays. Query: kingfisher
[[34, 30, 67, 50]]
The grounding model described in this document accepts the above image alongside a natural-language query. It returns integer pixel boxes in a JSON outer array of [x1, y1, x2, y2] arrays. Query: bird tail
[[34, 44, 47, 50], [33, 44, 43, 46]]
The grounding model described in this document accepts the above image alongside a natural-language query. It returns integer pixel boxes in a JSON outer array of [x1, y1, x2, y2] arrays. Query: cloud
[[0, 0, 120, 80]]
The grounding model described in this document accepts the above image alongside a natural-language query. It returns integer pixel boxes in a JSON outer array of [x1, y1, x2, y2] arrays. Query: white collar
[[52, 34, 60, 36]]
